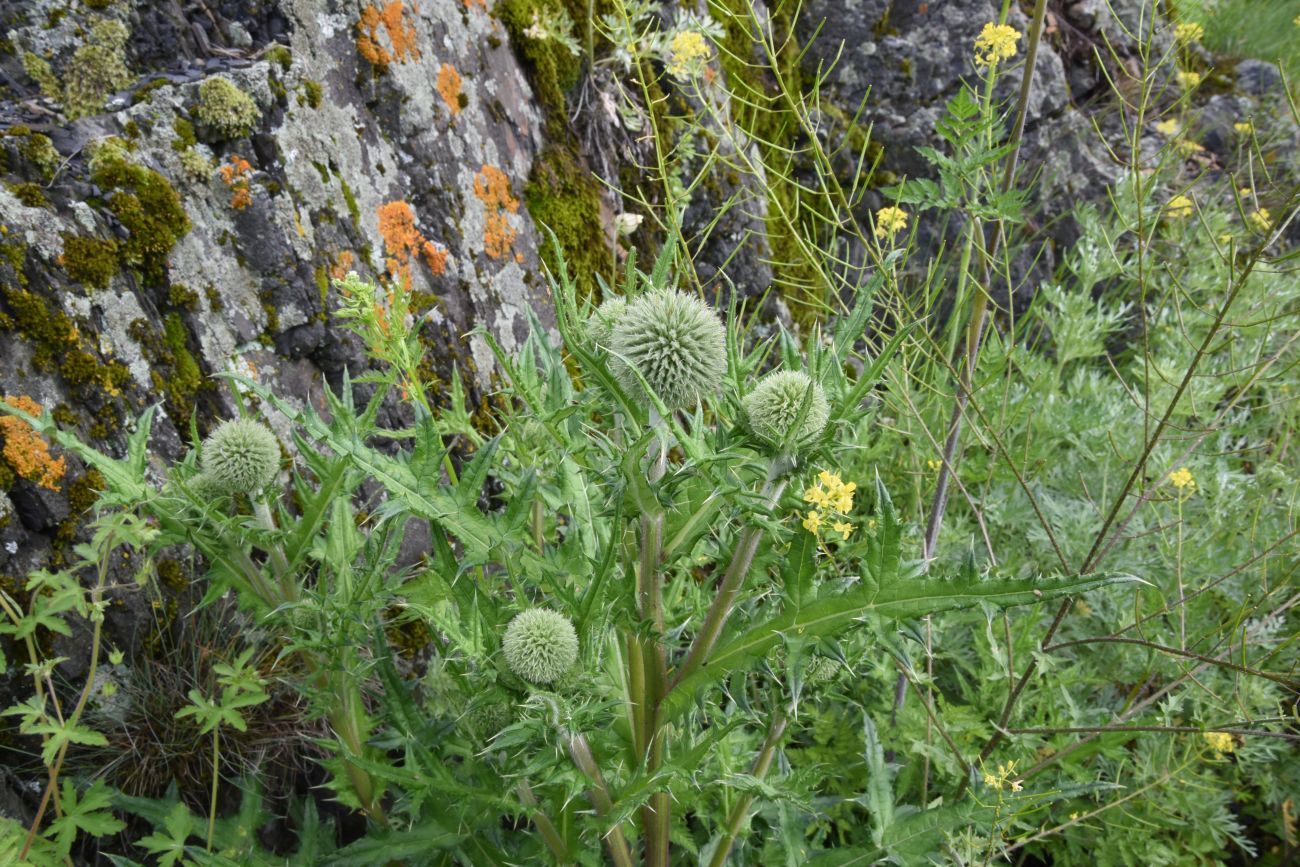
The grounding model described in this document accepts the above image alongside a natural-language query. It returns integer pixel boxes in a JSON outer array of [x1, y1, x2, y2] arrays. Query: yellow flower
[[982, 760, 1022, 792], [1238, 187, 1253, 199], [874, 205, 909, 240], [803, 484, 831, 509], [1248, 208, 1273, 232], [1165, 195, 1193, 219], [1155, 118, 1180, 136], [1174, 138, 1203, 156], [1176, 70, 1202, 89], [818, 469, 842, 489], [1174, 22, 1204, 43], [1168, 467, 1196, 490], [832, 520, 854, 539], [1233, 121, 1253, 135], [927, 458, 943, 472], [802, 510, 823, 534], [974, 22, 1021, 68], [667, 30, 711, 78], [1203, 731, 1234, 754]]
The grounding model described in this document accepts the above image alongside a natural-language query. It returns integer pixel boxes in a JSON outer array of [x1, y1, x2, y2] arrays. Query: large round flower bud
[[502, 609, 579, 685], [742, 369, 829, 451], [586, 296, 628, 347], [201, 419, 280, 495], [609, 289, 726, 409]]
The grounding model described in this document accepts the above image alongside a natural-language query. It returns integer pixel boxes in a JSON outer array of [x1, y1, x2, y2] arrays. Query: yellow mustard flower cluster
[[983, 759, 1024, 793], [802, 470, 857, 540], [1203, 731, 1234, 754], [1233, 120, 1253, 135], [1168, 466, 1196, 492], [1155, 118, 1180, 136], [1165, 195, 1194, 219], [1176, 70, 1202, 90], [1248, 208, 1273, 232], [667, 31, 712, 78], [1174, 22, 1204, 43], [874, 205, 909, 240], [973, 22, 1021, 68]]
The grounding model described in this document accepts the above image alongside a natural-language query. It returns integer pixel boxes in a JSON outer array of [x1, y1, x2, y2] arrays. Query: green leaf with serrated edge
[[664, 568, 1140, 721], [780, 523, 817, 609], [321, 820, 464, 865], [862, 714, 892, 846]]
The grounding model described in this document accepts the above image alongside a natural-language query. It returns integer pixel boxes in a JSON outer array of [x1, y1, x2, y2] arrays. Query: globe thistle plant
[[742, 369, 830, 452], [502, 609, 579, 685], [201, 419, 281, 495], [609, 289, 726, 409], [586, 296, 628, 347]]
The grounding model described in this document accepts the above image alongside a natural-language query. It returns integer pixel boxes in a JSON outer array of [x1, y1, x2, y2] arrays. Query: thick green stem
[[637, 510, 670, 867], [669, 472, 788, 693], [516, 780, 572, 864], [707, 714, 787, 867], [568, 734, 636, 867], [207, 728, 220, 850]]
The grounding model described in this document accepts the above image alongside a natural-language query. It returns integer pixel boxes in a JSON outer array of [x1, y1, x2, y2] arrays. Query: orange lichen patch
[[1, 395, 67, 491], [463, 0, 487, 8], [377, 201, 448, 288], [331, 250, 356, 280], [437, 63, 463, 115], [219, 155, 253, 210], [357, 1, 421, 68], [473, 165, 520, 259]]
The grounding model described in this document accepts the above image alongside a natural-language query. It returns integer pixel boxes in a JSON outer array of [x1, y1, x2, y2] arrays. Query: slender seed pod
[[608, 288, 726, 409], [742, 369, 829, 451], [502, 609, 579, 685], [201, 419, 280, 495]]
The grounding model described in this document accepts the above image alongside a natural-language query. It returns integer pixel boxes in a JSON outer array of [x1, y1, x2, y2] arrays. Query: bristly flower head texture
[[502, 609, 579, 685], [742, 369, 829, 451], [586, 296, 628, 347], [201, 419, 280, 495], [609, 288, 726, 409]]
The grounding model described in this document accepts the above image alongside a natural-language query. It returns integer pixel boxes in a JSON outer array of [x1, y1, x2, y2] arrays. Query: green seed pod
[[201, 419, 280, 495], [463, 701, 514, 742], [586, 296, 628, 347], [609, 289, 726, 409], [502, 609, 579, 685], [742, 369, 829, 451]]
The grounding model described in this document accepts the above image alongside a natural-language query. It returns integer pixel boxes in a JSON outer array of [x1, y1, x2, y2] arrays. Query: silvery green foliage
[[742, 369, 829, 450], [586, 296, 628, 347], [502, 609, 579, 685], [609, 289, 726, 409], [201, 419, 280, 495]]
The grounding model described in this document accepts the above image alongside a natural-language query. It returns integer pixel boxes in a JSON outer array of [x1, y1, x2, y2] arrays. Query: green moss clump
[[338, 176, 360, 224], [22, 134, 59, 179], [156, 558, 188, 591], [301, 79, 322, 109], [178, 148, 213, 183], [67, 469, 105, 514], [168, 283, 199, 310], [194, 76, 261, 139], [265, 44, 292, 70], [7, 182, 47, 208], [132, 77, 171, 105], [89, 139, 191, 283], [525, 145, 610, 301], [63, 19, 133, 120], [21, 51, 60, 100], [172, 118, 197, 151], [497, 0, 584, 112], [158, 313, 204, 421], [61, 235, 119, 289]]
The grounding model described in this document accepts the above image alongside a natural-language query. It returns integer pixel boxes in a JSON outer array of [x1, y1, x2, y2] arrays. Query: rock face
[[1, 0, 558, 593]]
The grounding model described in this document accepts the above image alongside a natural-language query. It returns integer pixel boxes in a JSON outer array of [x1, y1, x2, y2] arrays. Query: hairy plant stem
[[706, 713, 787, 867], [637, 506, 670, 866], [568, 734, 636, 867], [516, 780, 572, 864], [669, 462, 789, 692]]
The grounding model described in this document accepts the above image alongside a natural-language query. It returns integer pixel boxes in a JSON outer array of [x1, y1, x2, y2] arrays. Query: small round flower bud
[[742, 369, 829, 451], [502, 608, 579, 685], [804, 655, 840, 684], [586, 296, 627, 347], [609, 289, 726, 409], [201, 419, 280, 495]]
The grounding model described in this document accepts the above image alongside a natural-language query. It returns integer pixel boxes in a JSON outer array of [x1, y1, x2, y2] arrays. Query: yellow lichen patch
[[357, 1, 422, 68], [1, 395, 67, 491], [473, 165, 520, 259], [377, 201, 448, 289], [218, 155, 253, 210], [437, 63, 463, 115]]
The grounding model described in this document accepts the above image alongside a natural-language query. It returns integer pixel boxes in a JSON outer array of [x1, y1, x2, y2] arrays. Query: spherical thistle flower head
[[586, 296, 628, 347], [609, 289, 726, 410], [201, 418, 280, 495], [743, 369, 830, 452], [502, 609, 579, 685]]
